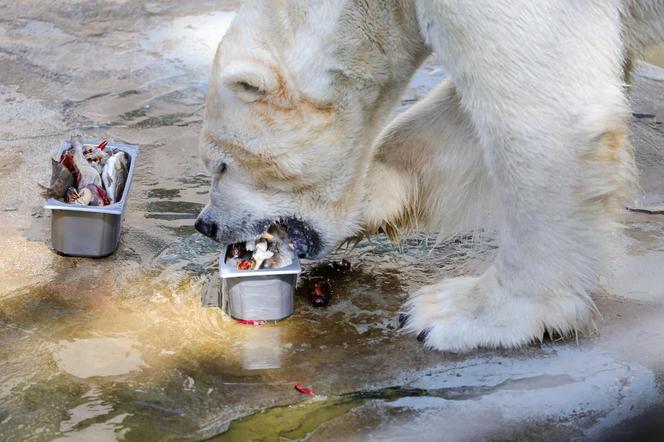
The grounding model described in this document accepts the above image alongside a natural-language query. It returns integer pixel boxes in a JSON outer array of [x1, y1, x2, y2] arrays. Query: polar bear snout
[[194, 201, 324, 259], [194, 216, 218, 241], [193, 202, 255, 245], [194, 205, 223, 242]]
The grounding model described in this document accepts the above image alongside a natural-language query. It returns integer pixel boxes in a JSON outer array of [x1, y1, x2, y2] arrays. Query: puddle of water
[[53, 337, 147, 379], [0, 230, 488, 440], [212, 373, 593, 440]]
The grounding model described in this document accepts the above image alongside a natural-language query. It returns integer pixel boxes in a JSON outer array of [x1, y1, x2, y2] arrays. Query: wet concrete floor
[[0, 2, 663, 441]]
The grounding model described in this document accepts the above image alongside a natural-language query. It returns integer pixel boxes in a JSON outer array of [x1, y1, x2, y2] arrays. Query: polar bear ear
[[220, 62, 278, 103]]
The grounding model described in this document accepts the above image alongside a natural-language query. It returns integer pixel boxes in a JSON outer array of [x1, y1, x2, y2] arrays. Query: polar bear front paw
[[400, 267, 594, 352]]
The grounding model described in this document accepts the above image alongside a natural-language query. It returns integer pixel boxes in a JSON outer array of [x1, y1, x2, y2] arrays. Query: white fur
[[200, 0, 664, 351]]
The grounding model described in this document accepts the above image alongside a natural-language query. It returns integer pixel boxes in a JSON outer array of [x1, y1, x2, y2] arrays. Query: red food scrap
[[96, 185, 110, 206], [294, 384, 316, 396], [235, 319, 265, 326], [97, 140, 108, 151], [59, 151, 79, 182], [237, 260, 252, 271], [309, 281, 331, 307]]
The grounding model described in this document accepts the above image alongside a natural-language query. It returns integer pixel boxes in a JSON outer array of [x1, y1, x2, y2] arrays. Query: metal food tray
[[43, 140, 139, 258], [208, 245, 302, 321]]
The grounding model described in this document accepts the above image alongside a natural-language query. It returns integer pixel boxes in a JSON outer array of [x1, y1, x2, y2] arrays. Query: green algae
[[213, 397, 364, 442], [210, 387, 429, 442]]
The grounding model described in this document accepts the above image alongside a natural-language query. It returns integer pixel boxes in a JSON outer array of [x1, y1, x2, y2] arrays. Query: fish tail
[[37, 182, 53, 199]]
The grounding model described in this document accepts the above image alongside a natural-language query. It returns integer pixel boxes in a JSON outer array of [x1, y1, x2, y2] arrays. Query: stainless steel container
[[43, 141, 139, 258], [215, 245, 301, 321]]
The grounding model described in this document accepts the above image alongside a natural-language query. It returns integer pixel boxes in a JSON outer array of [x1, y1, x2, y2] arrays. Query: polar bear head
[[195, 0, 427, 257]]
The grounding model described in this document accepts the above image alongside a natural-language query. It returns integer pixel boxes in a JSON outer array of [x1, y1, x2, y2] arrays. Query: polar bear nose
[[220, 62, 279, 103], [195, 217, 218, 240]]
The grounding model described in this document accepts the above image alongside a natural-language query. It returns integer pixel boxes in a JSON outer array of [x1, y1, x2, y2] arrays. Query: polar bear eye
[[206, 155, 228, 177], [229, 80, 265, 102], [237, 81, 261, 95], [221, 63, 277, 103]]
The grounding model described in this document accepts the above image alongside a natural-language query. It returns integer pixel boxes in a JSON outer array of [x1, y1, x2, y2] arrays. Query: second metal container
[[217, 245, 301, 321], [43, 141, 139, 258]]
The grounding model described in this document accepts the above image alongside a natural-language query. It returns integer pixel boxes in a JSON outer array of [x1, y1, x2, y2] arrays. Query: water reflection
[[239, 326, 284, 370], [53, 337, 146, 379]]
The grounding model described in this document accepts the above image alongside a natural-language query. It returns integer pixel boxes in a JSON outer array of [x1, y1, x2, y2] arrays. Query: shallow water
[[0, 228, 494, 440], [1, 2, 664, 441]]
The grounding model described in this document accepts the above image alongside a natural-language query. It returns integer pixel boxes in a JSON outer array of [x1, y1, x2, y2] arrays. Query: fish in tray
[[72, 139, 102, 190], [226, 224, 296, 271], [83, 148, 109, 175], [41, 138, 129, 207], [102, 151, 128, 204], [65, 184, 110, 206], [39, 156, 75, 199]]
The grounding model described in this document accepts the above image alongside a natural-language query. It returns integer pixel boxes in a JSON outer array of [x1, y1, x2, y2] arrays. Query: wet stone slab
[[0, 2, 664, 441]]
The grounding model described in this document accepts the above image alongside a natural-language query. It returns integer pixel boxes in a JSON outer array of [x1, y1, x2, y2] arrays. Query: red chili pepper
[[235, 319, 265, 326], [97, 140, 108, 151], [294, 384, 316, 396]]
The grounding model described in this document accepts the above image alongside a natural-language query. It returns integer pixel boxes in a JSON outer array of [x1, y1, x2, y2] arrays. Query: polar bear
[[195, 0, 664, 352]]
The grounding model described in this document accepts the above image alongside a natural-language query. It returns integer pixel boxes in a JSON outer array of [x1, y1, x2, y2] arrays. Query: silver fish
[[101, 151, 128, 204], [72, 139, 102, 190]]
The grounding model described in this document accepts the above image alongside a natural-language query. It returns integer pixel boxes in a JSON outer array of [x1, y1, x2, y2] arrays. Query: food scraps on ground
[[226, 224, 295, 271], [294, 384, 316, 396], [309, 281, 331, 307], [331, 258, 352, 273], [235, 319, 265, 326], [41, 138, 128, 207]]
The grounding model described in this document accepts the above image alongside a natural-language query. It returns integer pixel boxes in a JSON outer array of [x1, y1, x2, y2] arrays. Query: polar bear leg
[[401, 1, 636, 351], [364, 79, 493, 238]]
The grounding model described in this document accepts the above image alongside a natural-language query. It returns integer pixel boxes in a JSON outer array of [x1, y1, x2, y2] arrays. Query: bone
[[251, 241, 274, 270], [229, 225, 294, 271]]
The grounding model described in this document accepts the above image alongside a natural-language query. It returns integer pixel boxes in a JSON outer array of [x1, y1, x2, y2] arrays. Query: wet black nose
[[195, 218, 218, 239]]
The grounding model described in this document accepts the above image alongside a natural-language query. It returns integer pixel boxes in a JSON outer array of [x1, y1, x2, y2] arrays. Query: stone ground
[[0, 2, 663, 441]]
